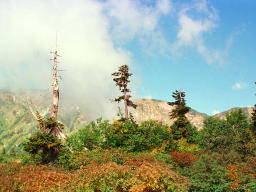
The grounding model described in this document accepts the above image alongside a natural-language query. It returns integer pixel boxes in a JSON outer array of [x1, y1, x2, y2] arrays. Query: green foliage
[[168, 90, 197, 141], [22, 131, 62, 164], [0, 154, 18, 163], [126, 120, 173, 152], [179, 152, 233, 191], [177, 151, 256, 192], [200, 109, 256, 156], [175, 137, 200, 153], [1, 147, 5, 155], [66, 119, 174, 153], [251, 104, 256, 137], [112, 65, 137, 119]]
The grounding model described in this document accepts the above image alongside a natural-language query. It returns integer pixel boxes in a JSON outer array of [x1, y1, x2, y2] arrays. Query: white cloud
[[177, 10, 215, 45], [232, 82, 247, 90], [172, 0, 230, 65], [104, 0, 173, 50], [156, 0, 173, 15], [0, 0, 175, 120], [212, 110, 220, 115], [0, 0, 133, 120]]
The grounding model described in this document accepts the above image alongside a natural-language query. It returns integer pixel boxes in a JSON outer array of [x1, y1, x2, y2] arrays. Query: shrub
[[22, 131, 63, 164], [175, 137, 200, 153], [170, 151, 198, 167], [66, 119, 174, 153], [0, 152, 190, 192]]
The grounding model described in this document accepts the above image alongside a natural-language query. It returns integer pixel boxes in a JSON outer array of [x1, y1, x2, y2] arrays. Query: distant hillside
[[212, 107, 254, 120], [0, 89, 88, 152], [0, 89, 254, 153], [133, 98, 208, 130]]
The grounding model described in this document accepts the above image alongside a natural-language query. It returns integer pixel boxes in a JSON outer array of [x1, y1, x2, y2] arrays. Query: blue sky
[[122, 0, 256, 115], [0, 0, 256, 117]]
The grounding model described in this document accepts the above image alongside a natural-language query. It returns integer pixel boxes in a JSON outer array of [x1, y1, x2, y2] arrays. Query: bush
[[22, 131, 63, 164], [0, 151, 190, 192], [66, 119, 174, 153], [170, 151, 198, 168]]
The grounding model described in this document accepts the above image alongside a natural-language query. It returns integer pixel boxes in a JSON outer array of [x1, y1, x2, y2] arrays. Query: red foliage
[[170, 151, 198, 167], [227, 164, 241, 191]]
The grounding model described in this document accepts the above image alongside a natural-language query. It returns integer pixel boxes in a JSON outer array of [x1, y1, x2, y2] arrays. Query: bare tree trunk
[[51, 51, 59, 120], [50, 50, 62, 138], [124, 89, 128, 119]]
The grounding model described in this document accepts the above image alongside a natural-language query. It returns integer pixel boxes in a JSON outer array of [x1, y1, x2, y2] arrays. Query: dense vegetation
[[1, 99, 256, 191]]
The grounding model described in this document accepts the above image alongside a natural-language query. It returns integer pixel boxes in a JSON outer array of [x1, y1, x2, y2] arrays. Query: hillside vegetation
[[1, 88, 256, 191]]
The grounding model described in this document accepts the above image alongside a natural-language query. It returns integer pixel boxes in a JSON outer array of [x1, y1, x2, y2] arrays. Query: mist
[[0, 0, 136, 120]]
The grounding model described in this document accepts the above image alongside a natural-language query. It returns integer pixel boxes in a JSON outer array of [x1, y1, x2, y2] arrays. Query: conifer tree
[[112, 65, 137, 120], [168, 90, 191, 140], [251, 82, 256, 136], [251, 105, 256, 136]]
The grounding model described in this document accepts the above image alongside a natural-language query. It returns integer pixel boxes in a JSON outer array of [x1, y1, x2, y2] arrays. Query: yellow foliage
[[47, 143, 57, 148]]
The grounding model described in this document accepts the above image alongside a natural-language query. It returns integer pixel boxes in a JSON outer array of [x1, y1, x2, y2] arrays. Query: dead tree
[[51, 49, 60, 120], [112, 65, 137, 120], [49, 40, 64, 139]]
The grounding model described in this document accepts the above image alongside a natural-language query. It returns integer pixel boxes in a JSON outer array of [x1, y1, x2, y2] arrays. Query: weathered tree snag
[[49, 46, 64, 139], [51, 50, 59, 120]]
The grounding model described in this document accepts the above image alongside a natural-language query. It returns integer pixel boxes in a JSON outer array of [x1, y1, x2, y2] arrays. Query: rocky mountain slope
[[212, 107, 254, 120], [133, 99, 208, 129]]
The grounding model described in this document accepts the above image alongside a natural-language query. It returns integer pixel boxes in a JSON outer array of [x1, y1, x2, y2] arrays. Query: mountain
[[0, 89, 253, 153], [212, 107, 254, 120], [133, 99, 208, 129]]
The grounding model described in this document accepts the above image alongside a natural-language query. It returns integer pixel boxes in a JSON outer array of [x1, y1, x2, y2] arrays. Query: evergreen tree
[[251, 104, 256, 136], [251, 81, 256, 136], [168, 90, 192, 140], [112, 65, 137, 120]]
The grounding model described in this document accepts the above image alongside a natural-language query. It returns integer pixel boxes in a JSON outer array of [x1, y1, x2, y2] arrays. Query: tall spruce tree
[[112, 65, 137, 120], [251, 105, 256, 136], [251, 82, 256, 136], [168, 90, 191, 140]]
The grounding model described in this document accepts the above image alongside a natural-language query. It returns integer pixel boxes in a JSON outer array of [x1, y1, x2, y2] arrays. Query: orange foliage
[[0, 155, 190, 192], [227, 164, 241, 191], [170, 151, 198, 167]]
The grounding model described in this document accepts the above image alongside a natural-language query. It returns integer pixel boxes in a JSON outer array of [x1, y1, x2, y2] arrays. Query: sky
[[0, 0, 256, 117]]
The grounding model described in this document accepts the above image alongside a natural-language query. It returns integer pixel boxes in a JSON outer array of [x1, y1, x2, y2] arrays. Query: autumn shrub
[[0, 154, 190, 192], [0, 162, 73, 192], [226, 162, 256, 191], [76, 160, 189, 192], [170, 150, 198, 168]]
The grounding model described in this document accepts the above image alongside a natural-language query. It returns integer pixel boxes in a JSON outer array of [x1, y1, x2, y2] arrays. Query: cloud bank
[[0, 0, 173, 120], [0, 0, 233, 119]]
